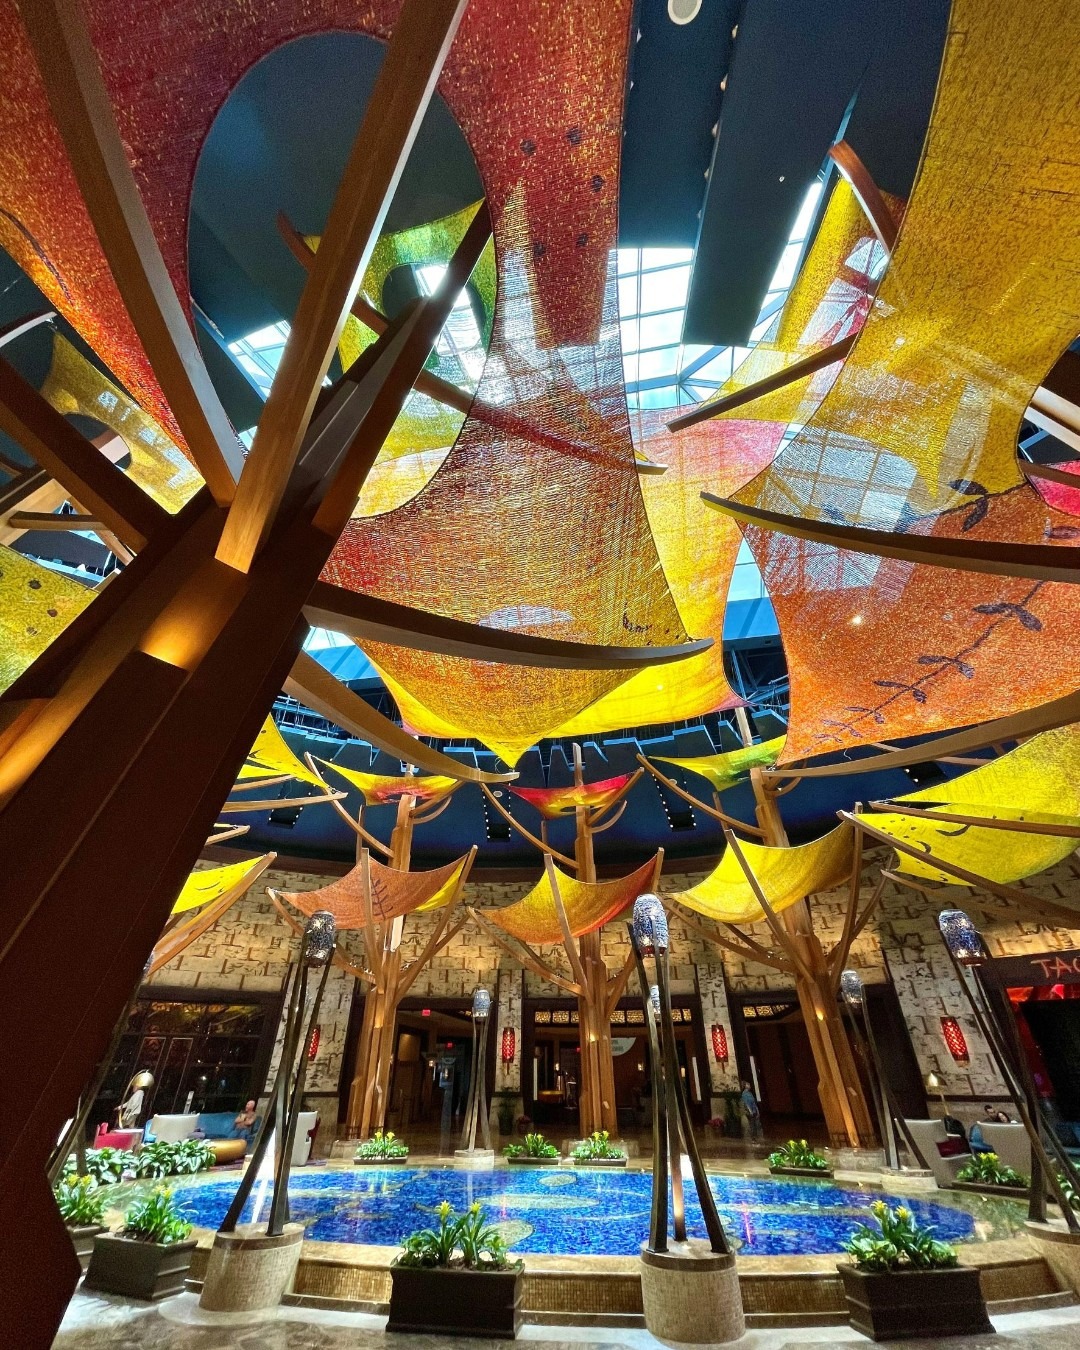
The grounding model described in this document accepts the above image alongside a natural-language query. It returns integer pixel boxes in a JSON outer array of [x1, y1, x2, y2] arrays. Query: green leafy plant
[[571, 1130, 625, 1161], [768, 1139, 830, 1172], [53, 1176, 107, 1228], [120, 1188, 193, 1246], [956, 1152, 1028, 1189], [398, 1201, 518, 1271], [843, 1200, 958, 1273], [69, 1147, 137, 1186], [134, 1139, 215, 1178], [1057, 1172, 1080, 1211], [504, 1132, 559, 1159], [354, 1129, 409, 1160]]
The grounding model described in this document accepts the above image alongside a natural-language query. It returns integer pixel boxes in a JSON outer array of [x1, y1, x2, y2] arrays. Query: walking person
[[740, 1078, 762, 1141]]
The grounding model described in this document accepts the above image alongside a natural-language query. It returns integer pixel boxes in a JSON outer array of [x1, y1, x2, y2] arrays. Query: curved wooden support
[[285, 651, 517, 783], [303, 753, 394, 856], [205, 824, 250, 846], [306, 581, 713, 670], [148, 851, 276, 975], [589, 767, 643, 826], [637, 755, 766, 837], [830, 826, 865, 986], [667, 333, 857, 433], [545, 854, 589, 992], [604, 947, 637, 1019], [661, 898, 794, 973], [869, 741, 991, 768], [410, 792, 457, 826], [590, 799, 627, 834], [399, 909, 467, 1000], [479, 784, 577, 867], [867, 799, 1080, 838], [842, 812, 1080, 930], [217, 788, 346, 813], [466, 905, 582, 997], [1021, 459, 1080, 489], [702, 493, 1080, 584], [229, 774, 291, 793], [721, 826, 812, 982], [269, 892, 373, 985], [827, 140, 899, 254]]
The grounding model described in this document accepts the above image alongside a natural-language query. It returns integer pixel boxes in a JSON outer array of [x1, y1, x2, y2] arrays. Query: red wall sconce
[[500, 1026, 516, 1068], [940, 1016, 969, 1065], [710, 1024, 729, 1065], [307, 1024, 321, 1061]]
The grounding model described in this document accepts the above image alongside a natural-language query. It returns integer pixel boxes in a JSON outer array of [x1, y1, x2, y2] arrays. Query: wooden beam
[[662, 898, 794, 973], [702, 492, 1080, 583], [6, 510, 106, 532], [0, 357, 165, 550], [827, 140, 899, 254], [147, 851, 275, 975], [666, 333, 858, 433], [466, 905, 583, 997], [637, 754, 767, 836], [17, 0, 242, 504], [284, 650, 515, 784], [306, 581, 713, 670], [216, 0, 469, 570], [1022, 457, 1080, 488], [867, 800, 1080, 838], [479, 783, 578, 867]]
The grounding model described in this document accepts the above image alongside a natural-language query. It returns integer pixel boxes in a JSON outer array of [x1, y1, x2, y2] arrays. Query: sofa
[[905, 1119, 972, 1187], [980, 1121, 1031, 1176], [145, 1110, 317, 1166]]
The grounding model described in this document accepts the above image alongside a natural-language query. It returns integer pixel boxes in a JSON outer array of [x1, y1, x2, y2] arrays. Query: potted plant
[[492, 1090, 517, 1137], [83, 1187, 198, 1301], [504, 1132, 560, 1165], [54, 1176, 107, 1272], [838, 1200, 991, 1340], [768, 1139, 833, 1178], [387, 1201, 523, 1337], [134, 1139, 215, 1179], [571, 1130, 627, 1167], [80, 1146, 136, 1186], [354, 1129, 410, 1165], [953, 1151, 1029, 1198]]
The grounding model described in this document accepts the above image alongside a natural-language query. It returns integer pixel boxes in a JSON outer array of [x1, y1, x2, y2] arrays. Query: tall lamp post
[[456, 985, 493, 1165], [629, 894, 744, 1345]]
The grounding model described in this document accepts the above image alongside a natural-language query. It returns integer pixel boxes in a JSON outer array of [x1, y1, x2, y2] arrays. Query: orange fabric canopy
[[481, 856, 658, 944], [510, 774, 634, 819], [278, 853, 468, 929]]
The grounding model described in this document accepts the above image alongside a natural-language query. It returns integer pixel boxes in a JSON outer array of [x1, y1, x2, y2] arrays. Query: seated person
[[233, 1100, 258, 1141], [970, 1102, 1012, 1154]]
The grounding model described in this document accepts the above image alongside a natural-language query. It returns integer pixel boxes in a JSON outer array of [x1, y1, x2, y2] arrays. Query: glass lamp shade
[[472, 986, 492, 1020], [303, 910, 337, 966], [632, 893, 669, 956], [938, 909, 988, 964], [840, 969, 865, 1008]]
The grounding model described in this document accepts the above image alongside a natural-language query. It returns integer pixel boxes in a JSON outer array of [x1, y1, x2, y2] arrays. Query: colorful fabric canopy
[[510, 774, 634, 819], [866, 724, 1080, 886], [318, 759, 458, 806], [655, 737, 786, 794], [170, 854, 274, 916], [277, 853, 469, 928], [668, 824, 855, 926], [236, 717, 325, 789], [482, 856, 658, 945], [730, 0, 1080, 764], [0, 545, 93, 693]]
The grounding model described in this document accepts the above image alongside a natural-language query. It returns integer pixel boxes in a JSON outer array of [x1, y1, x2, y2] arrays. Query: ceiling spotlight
[[668, 0, 703, 24], [850, 614, 864, 626]]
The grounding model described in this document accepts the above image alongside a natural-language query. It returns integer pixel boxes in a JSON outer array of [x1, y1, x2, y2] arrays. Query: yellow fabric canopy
[[668, 823, 854, 925], [278, 853, 469, 929], [236, 717, 325, 789], [317, 759, 458, 806], [482, 856, 659, 945], [170, 854, 274, 916], [655, 737, 785, 794], [0, 545, 93, 693], [867, 724, 1080, 886]]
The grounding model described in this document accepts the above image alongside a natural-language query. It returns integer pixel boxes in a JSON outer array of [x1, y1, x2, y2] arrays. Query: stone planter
[[838, 1263, 992, 1341], [572, 1156, 627, 1167], [640, 1240, 745, 1345], [1025, 1219, 1080, 1296], [505, 1155, 560, 1166], [199, 1222, 304, 1313], [768, 1166, 833, 1179], [83, 1232, 197, 1301], [953, 1180, 1028, 1200], [387, 1261, 523, 1338], [67, 1223, 106, 1274], [353, 1156, 410, 1167]]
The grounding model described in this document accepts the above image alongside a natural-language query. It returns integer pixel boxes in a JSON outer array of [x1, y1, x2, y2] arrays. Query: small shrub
[[398, 1201, 518, 1271], [53, 1176, 107, 1228], [504, 1132, 559, 1159], [843, 1200, 958, 1273], [121, 1188, 193, 1246], [134, 1139, 215, 1178], [354, 1129, 409, 1161], [571, 1130, 625, 1161], [768, 1139, 830, 1172], [956, 1152, 1028, 1189]]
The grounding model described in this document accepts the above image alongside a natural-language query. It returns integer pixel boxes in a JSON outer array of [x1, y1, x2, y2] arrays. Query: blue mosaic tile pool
[[161, 1166, 1026, 1257]]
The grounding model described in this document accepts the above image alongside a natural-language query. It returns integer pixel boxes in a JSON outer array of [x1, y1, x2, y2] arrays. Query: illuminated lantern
[[710, 1024, 729, 1064], [500, 1026, 516, 1065], [307, 1024, 321, 1061], [940, 1016, 970, 1065]]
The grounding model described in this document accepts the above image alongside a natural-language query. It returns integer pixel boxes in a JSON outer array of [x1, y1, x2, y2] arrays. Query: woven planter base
[[640, 1241, 745, 1345], [199, 1222, 304, 1312]]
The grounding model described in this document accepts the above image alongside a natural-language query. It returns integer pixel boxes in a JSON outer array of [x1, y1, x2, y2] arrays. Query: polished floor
[[53, 1290, 1080, 1349]]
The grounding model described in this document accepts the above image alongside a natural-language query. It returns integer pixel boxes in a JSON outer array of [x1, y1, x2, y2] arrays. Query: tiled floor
[[52, 1290, 1080, 1350]]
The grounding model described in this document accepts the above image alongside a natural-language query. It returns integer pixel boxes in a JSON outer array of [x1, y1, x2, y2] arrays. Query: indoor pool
[[159, 1166, 1026, 1257]]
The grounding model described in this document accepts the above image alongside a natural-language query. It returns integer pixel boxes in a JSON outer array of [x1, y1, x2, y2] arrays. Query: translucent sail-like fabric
[[667, 823, 854, 926], [318, 759, 458, 806], [866, 724, 1080, 886], [553, 182, 891, 738], [278, 853, 468, 927], [510, 774, 634, 819], [655, 737, 786, 794], [482, 856, 659, 945], [237, 717, 325, 789], [170, 854, 274, 915], [729, 0, 1080, 763], [0, 545, 93, 692]]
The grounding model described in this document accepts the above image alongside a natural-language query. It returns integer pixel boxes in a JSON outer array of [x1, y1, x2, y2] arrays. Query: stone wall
[[146, 849, 1080, 1135]]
